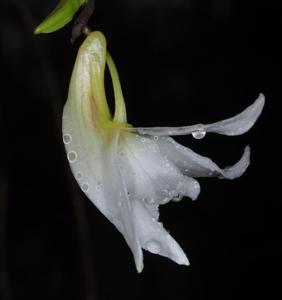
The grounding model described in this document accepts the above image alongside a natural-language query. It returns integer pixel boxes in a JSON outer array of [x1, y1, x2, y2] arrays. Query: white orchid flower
[[62, 31, 264, 272]]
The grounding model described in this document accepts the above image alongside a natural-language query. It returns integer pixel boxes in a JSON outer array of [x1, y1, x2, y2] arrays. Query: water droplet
[[76, 172, 82, 180], [67, 151, 77, 163], [118, 201, 123, 207], [192, 128, 206, 139], [81, 183, 89, 192], [153, 136, 158, 141], [141, 137, 146, 142], [146, 240, 161, 254], [63, 134, 72, 144]]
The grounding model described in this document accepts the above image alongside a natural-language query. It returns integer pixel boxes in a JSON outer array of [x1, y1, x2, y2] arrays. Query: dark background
[[0, 0, 280, 299]]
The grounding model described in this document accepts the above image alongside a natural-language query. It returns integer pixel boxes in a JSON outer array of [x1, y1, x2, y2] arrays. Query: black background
[[0, 1, 280, 300]]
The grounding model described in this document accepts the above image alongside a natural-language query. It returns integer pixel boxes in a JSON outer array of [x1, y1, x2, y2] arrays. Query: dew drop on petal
[[67, 151, 77, 163], [153, 136, 159, 141], [118, 201, 123, 207], [192, 129, 206, 139], [63, 134, 72, 144], [146, 240, 161, 254], [81, 183, 89, 192]]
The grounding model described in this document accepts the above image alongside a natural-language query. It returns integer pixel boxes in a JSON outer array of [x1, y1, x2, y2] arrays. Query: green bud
[[34, 0, 87, 34]]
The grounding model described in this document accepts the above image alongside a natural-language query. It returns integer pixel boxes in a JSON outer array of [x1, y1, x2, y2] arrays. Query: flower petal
[[117, 134, 200, 267], [119, 134, 201, 205], [132, 94, 265, 137], [63, 112, 144, 271], [158, 137, 250, 179], [133, 200, 189, 266]]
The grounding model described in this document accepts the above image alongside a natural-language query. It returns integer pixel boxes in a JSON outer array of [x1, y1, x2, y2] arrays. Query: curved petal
[[63, 110, 144, 271], [119, 134, 201, 204], [117, 134, 193, 266], [132, 94, 265, 137], [158, 137, 250, 179], [133, 200, 189, 266]]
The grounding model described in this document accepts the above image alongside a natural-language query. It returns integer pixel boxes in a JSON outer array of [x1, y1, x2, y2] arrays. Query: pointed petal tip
[[168, 240, 190, 267], [133, 245, 144, 273], [171, 249, 190, 267], [254, 92, 265, 115], [178, 255, 190, 266], [134, 247, 144, 273], [256, 93, 265, 117], [136, 261, 144, 273], [258, 93, 265, 103], [221, 145, 251, 179]]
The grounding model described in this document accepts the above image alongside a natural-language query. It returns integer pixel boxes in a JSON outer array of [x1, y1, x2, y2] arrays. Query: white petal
[[117, 134, 200, 266], [119, 134, 201, 204], [158, 137, 250, 179], [133, 200, 189, 266], [132, 94, 265, 137], [63, 108, 144, 271]]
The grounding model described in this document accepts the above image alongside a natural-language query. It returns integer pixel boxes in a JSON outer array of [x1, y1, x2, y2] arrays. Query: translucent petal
[[133, 200, 189, 266], [119, 134, 201, 204], [63, 110, 143, 271], [158, 137, 250, 179], [116, 134, 201, 266], [132, 94, 265, 137]]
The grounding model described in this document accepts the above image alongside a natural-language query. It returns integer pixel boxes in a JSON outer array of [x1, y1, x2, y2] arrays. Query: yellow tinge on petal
[[66, 31, 130, 139]]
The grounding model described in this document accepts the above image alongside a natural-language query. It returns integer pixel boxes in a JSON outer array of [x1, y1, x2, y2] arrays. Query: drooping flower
[[62, 31, 264, 272]]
